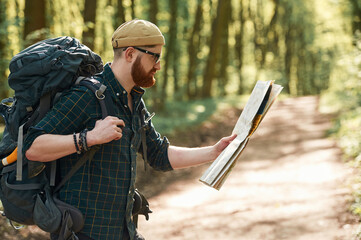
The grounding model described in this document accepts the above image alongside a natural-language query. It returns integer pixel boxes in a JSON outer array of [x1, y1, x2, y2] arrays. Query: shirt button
[[124, 105, 128, 108], [131, 167, 134, 171], [131, 144, 134, 148], [123, 91, 127, 94], [116, 92, 120, 96]]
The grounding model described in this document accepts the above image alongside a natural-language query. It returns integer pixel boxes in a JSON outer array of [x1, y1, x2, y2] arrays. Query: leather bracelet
[[82, 129, 89, 151], [79, 129, 89, 152], [73, 132, 81, 154]]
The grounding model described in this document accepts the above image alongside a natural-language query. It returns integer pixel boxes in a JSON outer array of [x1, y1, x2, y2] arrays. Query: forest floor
[[1, 96, 360, 240], [137, 96, 361, 240]]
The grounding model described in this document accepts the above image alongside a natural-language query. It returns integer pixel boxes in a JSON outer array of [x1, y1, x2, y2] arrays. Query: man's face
[[131, 55, 157, 88], [130, 46, 162, 88]]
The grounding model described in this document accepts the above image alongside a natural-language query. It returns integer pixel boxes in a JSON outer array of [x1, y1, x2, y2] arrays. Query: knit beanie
[[112, 19, 165, 48]]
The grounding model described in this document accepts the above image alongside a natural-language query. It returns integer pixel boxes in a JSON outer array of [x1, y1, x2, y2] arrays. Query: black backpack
[[0, 36, 112, 239], [0, 36, 152, 239]]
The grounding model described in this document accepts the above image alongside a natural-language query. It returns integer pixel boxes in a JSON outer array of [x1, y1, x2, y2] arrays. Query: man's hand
[[213, 134, 237, 157], [87, 116, 125, 146], [26, 116, 126, 162], [168, 134, 237, 169]]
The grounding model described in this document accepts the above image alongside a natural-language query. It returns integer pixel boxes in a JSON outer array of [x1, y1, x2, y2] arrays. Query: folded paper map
[[199, 80, 283, 190]]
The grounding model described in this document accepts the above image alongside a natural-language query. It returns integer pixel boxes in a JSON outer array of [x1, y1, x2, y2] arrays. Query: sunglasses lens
[[154, 55, 160, 64]]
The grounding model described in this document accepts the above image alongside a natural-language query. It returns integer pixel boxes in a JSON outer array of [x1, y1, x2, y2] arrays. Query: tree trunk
[[159, 0, 178, 110], [131, 0, 135, 19], [170, 0, 180, 99], [173, 45, 180, 100], [350, 0, 361, 33], [218, 0, 231, 96], [148, 0, 160, 111], [149, 0, 158, 24], [202, 0, 228, 98], [114, 0, 126, 30], [0, 0, 8, 99], [186, 0, 203, 99], [296, 35, 305, 95], [250, 0, 267, 81], [236, 0, 246, 94], [267, 0, 280, 56], [284, 26, 292, 94], [309, 51, 317, 93], [82, 0, 97, 50], [234, 0, 246, 94], [23, 0, 46, 46]]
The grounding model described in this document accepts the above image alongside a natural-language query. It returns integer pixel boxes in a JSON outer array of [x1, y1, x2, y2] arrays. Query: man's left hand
[[213, 134, 237, 156]]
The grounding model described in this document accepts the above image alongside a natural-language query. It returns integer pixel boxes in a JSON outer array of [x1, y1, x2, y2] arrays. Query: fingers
[[227, 134, 237, 142], [214, 134, 238, 154], [108, 117, 124, 138], [104, 116, 125, 128], [222, 134, 237, 144], [90, 116, 126, 145]]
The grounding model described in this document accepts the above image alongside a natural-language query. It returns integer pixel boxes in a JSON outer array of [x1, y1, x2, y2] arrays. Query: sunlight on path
[[138, 96, 358, 240]]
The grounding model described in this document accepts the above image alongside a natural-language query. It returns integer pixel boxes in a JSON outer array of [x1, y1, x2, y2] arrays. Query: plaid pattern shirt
[[24, 63, 172, 239]]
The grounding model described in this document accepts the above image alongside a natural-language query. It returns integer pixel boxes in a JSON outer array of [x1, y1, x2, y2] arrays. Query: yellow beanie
[[112, 19, 165, 48]]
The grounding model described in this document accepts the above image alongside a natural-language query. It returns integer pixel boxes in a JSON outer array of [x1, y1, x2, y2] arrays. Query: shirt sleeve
[[23, 85, 100, 154], [140, 102, 173, 172]]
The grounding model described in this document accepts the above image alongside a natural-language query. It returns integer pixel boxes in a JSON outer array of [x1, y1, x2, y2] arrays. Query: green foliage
[[321, 31, 361, 219], [323, 32, 361, 156], [0, 0, 349, 103], [149, 95, 249, 136]]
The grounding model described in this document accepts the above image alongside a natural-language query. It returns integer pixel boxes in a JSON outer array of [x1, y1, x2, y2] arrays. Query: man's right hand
[[26, 116, 125, 162], [87, 116, 125, 147]]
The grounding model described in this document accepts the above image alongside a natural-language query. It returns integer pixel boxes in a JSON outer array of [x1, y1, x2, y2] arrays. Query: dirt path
[[138, 96, 359, 240]]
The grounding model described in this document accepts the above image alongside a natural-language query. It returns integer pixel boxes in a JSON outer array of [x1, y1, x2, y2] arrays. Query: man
[[24, 19, 236, 240]]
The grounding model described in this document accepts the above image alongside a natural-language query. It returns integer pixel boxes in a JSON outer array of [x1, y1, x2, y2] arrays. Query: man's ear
[[124, 47, 136, 63]]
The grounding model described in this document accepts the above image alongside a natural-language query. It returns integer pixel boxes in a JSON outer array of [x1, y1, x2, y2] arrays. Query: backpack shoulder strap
[[138, 100, 155, 171], [16, 78, 112, 183], [77, 77, 115, 118], [54, 146, 99, 193], [16, 93, 52, 181], [54, 77, 114, 191]]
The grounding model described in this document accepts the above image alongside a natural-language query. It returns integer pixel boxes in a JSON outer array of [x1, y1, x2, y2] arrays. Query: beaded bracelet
[[73, 132, 81, 154]]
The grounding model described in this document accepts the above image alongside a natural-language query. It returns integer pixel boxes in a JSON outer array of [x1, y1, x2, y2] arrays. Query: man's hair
[[113, 48, 123, 59]]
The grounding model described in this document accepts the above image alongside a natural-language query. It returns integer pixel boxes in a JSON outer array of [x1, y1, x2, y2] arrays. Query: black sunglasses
[[131, 46, 161, 64]]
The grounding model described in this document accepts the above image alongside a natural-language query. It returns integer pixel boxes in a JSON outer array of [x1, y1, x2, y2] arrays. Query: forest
[[0, 0, 359, 129], [0, 0, 360, 238], [0, 0, 358, 105], [0, 0, 358, 154]]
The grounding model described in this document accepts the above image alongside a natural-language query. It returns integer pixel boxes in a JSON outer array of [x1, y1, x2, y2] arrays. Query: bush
[[321, 31, 361, 219]]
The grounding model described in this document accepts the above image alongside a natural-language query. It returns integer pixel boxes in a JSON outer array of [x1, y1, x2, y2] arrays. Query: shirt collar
[[101, 63, 145, 108]]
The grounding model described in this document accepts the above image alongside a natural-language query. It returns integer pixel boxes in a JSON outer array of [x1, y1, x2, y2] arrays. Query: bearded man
[[24, 19, 236, 240]]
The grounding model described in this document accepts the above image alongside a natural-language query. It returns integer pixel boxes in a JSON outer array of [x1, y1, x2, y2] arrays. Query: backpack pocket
[[33, 185, 62, 233], [0, 99, 17, 159], [0, 167, 62, 233], [0, 171, 35, 225]]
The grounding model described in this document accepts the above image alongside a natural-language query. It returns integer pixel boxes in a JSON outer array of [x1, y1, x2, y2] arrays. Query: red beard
[[131, 56, 156, 88]]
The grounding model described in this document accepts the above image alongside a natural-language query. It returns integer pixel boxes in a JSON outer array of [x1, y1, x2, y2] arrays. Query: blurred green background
[[0, 0, 359, 135]]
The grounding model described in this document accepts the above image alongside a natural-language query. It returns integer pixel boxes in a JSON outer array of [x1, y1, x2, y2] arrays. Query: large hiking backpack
[[0, 36, 152, 239], [0, 36, 110, 238]]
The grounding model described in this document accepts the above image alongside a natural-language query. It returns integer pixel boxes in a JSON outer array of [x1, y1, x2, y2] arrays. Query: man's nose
[[154, 61, 161, 70]]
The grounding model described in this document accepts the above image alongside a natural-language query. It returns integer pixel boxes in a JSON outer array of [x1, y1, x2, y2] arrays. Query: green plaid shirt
[[24, 63, 172, 239]]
